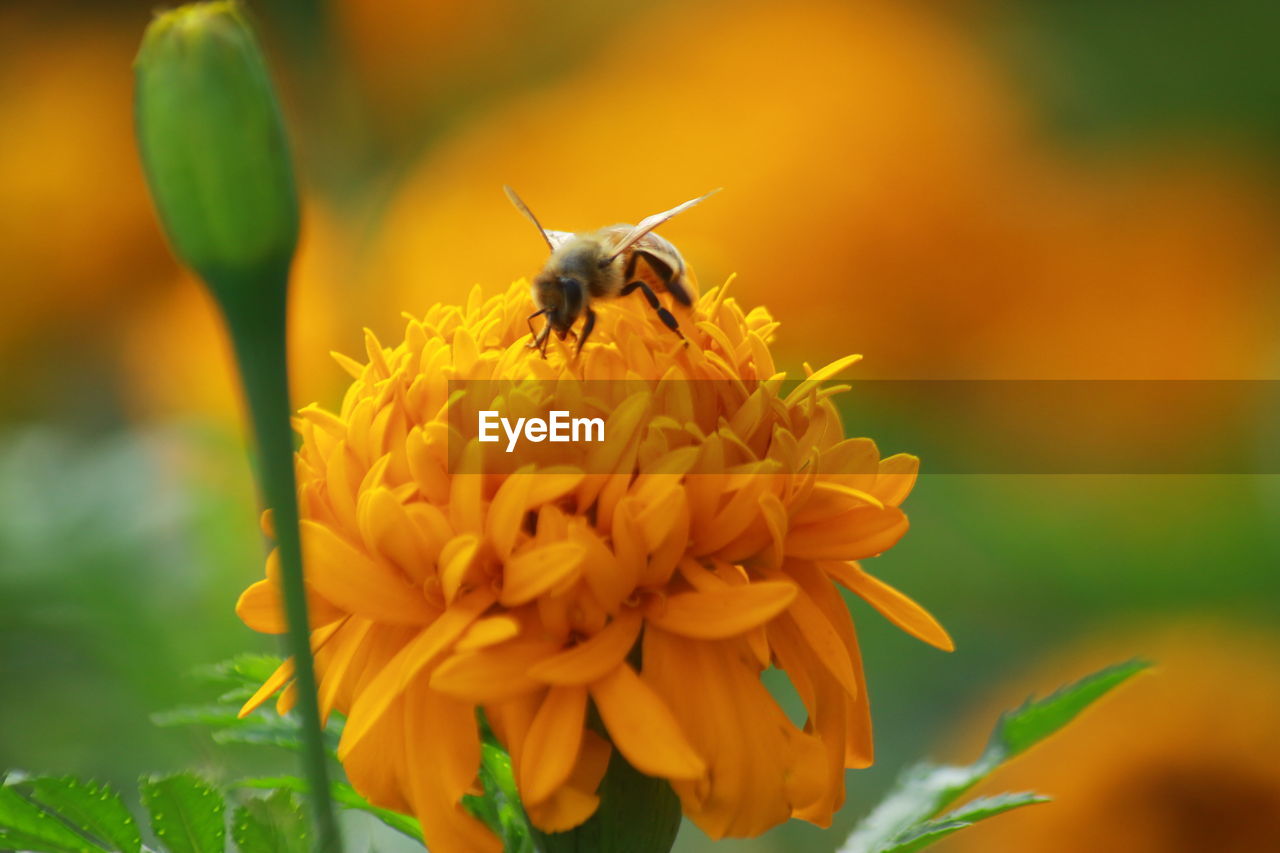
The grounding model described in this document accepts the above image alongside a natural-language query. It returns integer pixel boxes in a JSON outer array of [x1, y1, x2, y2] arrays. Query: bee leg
[[622, 281, 685, 341], [634, 249, 691, 306], [577, 307, 597, 355], [526, 309, 546, 339], [527, 310, 552, 355]]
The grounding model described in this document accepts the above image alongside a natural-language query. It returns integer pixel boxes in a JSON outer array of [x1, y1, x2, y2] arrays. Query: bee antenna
[[503, 185, 555, 252]]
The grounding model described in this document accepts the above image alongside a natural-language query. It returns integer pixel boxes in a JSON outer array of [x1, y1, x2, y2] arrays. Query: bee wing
[[604, 188, 721, 263], [503, 185, 555, 251], [545, 230, 577, 250]]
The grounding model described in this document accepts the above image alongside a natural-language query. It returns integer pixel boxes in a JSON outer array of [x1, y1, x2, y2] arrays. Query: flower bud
[[134, 0, 298, 297]]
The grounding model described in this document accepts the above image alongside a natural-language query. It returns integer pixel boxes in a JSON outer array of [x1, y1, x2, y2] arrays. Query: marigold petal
[[641, 627, 814, 838], [519, 684, 588, 805], [276, 681, 297, 715], [693, 474, 770, 556], [525, 469, 586, 509], [455, 615, 521, 652], [645, 581, 797, 639], [785, 354, 862, 405], [528, 608, 643, 685], [448, 443, 484, 534], [758, 491, 788, 571], [439, 534, 481, 604], [639, 491, 691, 587], [235, 579, 286, 634], [343, 696, 411, 813], [524, 785, 599, 835], [785, 560, 873, 768], [500, 541, 586, 606], [523, 731, 614, 834], [239, 657, 293, 717], [791, 481, 884, 528], [430, 636, 560, 703], [484, 689, 545, 768], [824, 561, 953, 651], [239, 551, 345, 633], [590, 663, 705, 780], [572, 519, 631, 612], [238, 618, 346, 717], [358, 486, 430, 583], [405, 426, 449, 504], [402, 680, 499, 853], [339, 589, 494, 757], [783, 506, 908, 561], [783, 586, 859, 700], [318, 617, 373, 723], [577, 391, 651, 507], [301, 520, 433, 624], [871, 453, 918, 507], [765, 614, 848, 822], [610, 498, 646, 590], [404, 681, 481, 800], [486, 469, 534, 560]]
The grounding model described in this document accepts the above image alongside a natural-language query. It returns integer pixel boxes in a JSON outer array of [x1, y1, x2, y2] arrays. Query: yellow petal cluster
[[236, 277, 951, 850]]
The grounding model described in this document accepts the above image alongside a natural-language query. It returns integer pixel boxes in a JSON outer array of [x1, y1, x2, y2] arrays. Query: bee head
[[533, 273, 585, 334]]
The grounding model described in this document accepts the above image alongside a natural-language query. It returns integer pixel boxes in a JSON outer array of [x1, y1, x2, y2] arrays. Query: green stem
[[219, 266, 342, 853]]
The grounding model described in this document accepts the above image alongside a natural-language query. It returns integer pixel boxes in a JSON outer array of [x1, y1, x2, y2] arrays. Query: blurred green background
[[2, 0, 1277, 850]]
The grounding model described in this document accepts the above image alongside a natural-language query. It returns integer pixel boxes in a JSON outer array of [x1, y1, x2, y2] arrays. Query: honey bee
[[504, 186, 720, 356]]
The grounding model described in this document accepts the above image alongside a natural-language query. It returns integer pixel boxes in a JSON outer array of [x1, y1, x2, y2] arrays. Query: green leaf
[[531, 744, 681, 853], [236, 776, 421, 841], [232, 789, 308, 853], [469, 742, 537, 853], [987, 659, 1150, 760], [841, 659, 1148, 853], [139, 773, 226, 853], [10, 776, 141, 853], [151, 704, 341, 755], [0, 776, 103, 853], [877, 819, 970, 853], [936, 791, 1050, 825], [188, 655, 286, 704], [879, 793, 1049, 853]]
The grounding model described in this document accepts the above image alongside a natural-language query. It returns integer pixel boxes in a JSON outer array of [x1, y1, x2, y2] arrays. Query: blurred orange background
[[2, 1, 1278, 851]]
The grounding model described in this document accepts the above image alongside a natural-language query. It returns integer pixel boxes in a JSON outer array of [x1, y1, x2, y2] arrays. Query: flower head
[[237, 276, 951, 850]]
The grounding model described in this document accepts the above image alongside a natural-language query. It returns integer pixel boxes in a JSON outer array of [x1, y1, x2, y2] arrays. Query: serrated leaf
[[987, 659, 1149, 760], [878, 819, 970, 853], [0, 778, 102, 853], [151, 705, 341, 756], [139, 773, 226, 853], [232, 789, 308, 853], [840, 763, 982, 853], [236, 776, 421, 841], [880, 793, 1049, 853], [11, 776, 141, 853], [938, 791, 1049, 825], [840, 660, 1147, 853], [190, 655, 286, 691]]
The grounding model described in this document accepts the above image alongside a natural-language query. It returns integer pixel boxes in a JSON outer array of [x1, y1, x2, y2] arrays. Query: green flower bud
[[135, 8, 341, 851], [134, 0, 298, 297]]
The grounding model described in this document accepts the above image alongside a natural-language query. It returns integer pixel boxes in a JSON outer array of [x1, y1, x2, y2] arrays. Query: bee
[[504, 185, 720, 356]]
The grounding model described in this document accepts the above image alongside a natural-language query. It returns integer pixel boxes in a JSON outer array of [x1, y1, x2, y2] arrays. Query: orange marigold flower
[[236, 277, 952, 850]]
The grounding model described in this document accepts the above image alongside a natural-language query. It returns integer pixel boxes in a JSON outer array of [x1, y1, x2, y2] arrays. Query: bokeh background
[[2, 0, 1278, 850]]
